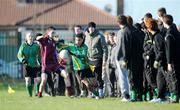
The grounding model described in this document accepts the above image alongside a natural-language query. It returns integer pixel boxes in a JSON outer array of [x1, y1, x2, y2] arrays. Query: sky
[[86, 0, 180, 25]]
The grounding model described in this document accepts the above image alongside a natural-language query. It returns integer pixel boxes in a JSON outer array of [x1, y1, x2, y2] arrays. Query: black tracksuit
[[128, 25, 145, 99], [165, 25, 179, 95], [143, 32, 157, 92], [154, 31, 168, 99]]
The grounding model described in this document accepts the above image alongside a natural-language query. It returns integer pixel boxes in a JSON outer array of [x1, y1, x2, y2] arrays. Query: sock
[[35, 83, 39, 95], [26, 85, 33, 97], [146, 91, 150, 101], [153, 88, 158, 98], [130, 90, 137, 101], [92, 90, 99, 97]]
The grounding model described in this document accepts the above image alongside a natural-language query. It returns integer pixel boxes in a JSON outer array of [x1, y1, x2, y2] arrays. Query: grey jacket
[[107, 43, 117, 68], [85, 30, 108, 65]]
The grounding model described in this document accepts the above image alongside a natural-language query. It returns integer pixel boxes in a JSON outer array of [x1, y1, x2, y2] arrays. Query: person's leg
[[109, 67, 116, 97], [60, 69, 73, 96], [94, 64, 104, 98], [116, 60, 130, 100], [46, 73, 55, 96], [38, 73, 47, 97], [25, 77, 33, 97], [34, 77, 40, 96], [75, 71, 85, 97], [167, 66, 179, 103], [34, 67, 41, 96], [156, 67, 166, 99], [115, 67, 121, 97]]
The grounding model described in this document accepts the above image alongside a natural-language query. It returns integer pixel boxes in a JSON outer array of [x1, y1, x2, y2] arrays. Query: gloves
[[153, 61, 160, 69]]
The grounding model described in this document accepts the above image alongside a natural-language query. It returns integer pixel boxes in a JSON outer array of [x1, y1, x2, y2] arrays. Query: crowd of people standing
[[17, 7, 180, 103]]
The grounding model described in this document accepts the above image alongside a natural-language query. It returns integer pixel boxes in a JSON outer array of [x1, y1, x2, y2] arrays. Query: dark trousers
[[144, 66, 157, 89], [177, 66, 180, 96], [94, 64, 104, 89], [156, 67, 167, 99], [129, 68, 144, 99], [108, 65, 117, 96], [167, 66, 178, 95]]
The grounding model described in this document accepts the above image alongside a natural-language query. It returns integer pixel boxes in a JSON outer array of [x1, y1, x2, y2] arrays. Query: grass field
[[0, 84, 180, 110]]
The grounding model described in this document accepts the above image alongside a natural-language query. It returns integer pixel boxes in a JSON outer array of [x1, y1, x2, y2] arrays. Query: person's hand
[[153, 61, 160, 69], [119, 60, 127, 68], [167, 64, 173, 72], [146, 55, 149, 60]]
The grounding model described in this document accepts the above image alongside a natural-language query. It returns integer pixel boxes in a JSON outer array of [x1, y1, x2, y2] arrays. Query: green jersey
[[17, 42, 41, 67], [68, 44, 89, 71]]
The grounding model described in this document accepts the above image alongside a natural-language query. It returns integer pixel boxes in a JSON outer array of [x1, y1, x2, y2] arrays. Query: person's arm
[[36, 35, 44, 41], [17, 43, 27, 64], [37, 44, 41, 65], [154, 34, 164, 62], [165, 35, 175, 64], [121, 31, 131, 64], [100, 35, 108, 65], [36, 34, 48, 44], [68, 45, 87, 58]]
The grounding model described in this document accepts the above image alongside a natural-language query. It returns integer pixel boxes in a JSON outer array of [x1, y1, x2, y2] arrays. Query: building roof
[[0, 0, 117, 27]]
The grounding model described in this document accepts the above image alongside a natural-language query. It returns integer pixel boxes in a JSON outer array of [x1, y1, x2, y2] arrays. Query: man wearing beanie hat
[[85, 21, 108, 98]]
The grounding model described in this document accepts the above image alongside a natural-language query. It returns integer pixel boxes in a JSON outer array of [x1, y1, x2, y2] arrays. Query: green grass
[[0, 85, 180, 110]]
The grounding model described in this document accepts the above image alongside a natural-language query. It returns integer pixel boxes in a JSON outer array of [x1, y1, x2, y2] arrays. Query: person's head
[[75, 33, 84, 46], [26, 31, 35, 44], [163, 14, 173, 29], [51, 31, 60, 42], [143, 13, 152, 23], [134, 23, 142, 31], [144, 18, 158, 32], [157, 7, 166, 22], [117, 15, 127, 27], [74, 25, 82, 35], [104, 31, 110, 43], [46, 26, 56, 38], [88, 22, 96, 34], [109, 32, 115, 44], [126, 16, 133, 26]]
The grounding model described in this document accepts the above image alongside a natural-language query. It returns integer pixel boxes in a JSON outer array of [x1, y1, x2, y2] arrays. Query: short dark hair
[[117, 15, 127, 25], [134, 23, 142, 30], [126, 16, 133, 26], [74, 25, 82, 29], [47, 26, 56, 30], [163, 14, 173, 26], [88, 22, 96, 28], [109, 32, 115, 36], [144, 13, 152, 19], [75, 33, 84, 39], [158, 7, 166, 17]]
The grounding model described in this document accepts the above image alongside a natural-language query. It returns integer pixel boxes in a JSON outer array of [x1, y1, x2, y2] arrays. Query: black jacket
[[143, 32, 155, 68], [154, 32, 167, 68], [165, 25, 180, 65]]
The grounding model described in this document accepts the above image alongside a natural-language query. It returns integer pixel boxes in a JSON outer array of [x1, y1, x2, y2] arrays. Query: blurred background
[[0, 0, 179, 81]]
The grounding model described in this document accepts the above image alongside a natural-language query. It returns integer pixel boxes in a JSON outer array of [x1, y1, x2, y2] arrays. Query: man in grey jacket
[[85, 22, 108, 98], [116, 15, 131, 101]]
